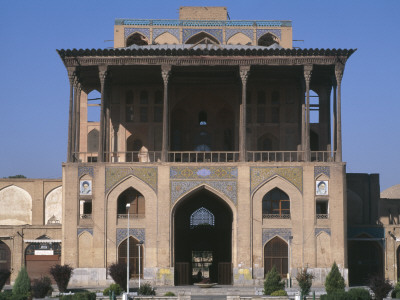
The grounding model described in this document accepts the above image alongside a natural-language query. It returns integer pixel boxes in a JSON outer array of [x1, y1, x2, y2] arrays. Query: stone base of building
[[289, 267, 349, 287], [69, 268, 110, 287]]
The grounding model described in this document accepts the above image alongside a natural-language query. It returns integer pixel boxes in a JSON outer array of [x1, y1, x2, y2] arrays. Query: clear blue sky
[[0, 0, 399, 191]]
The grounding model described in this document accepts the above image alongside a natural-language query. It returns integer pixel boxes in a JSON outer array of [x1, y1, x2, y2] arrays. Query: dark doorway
[[0, 241, 11, 284], [264, 236, 288, 278], [173, 189, 233, 285], [348, 235, 383, 286], [118, 237, 143, 278]]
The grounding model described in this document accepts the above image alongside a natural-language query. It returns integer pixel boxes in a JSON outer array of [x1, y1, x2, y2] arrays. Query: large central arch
[[172, 188, 233, 285]]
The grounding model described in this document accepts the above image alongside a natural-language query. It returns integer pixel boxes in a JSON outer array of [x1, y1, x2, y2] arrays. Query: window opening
[[199, 111, 207, 126], [316, 200, 329, 219], [117, 188, 145, 216], [192, 251, 213, 282], [258, 33, 279, 47], [190, 207, 215, 228], [310, 90, 319, 123], [87, 90, 101, 122], [264, 237, 288, 278], [262, 188, 290, 218]]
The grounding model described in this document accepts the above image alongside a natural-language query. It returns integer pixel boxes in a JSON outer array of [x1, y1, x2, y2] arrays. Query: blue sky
[[0, 0, 399, 191]]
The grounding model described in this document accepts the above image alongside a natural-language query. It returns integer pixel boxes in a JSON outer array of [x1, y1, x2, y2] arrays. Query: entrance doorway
[[173, 189, 233, 285], [0, 241, 11, 284]]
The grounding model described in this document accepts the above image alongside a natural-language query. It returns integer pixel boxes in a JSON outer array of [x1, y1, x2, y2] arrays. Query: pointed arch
[[0, 185, 32, 225], [45, 186, 62, 224], [264, 236, 288, 278], [154, 32, 179, 44], [0, 241, 11, 284], [262, 187, 290, 218], [117, 187, 145, 216], [78, 231, 93, 268], [258, 32, 279, 47], [118, 236, 143, 278], [226, 32, 252, 45], [87, 129, 99, 153], [316, 231, 331, 267], [126, 32, 149, 46], [186, 32, 220, 44]]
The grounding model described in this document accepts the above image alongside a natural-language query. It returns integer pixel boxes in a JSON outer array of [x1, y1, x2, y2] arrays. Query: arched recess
[[126, 32, 149, 46], [186, 32, 220, 44], [87, 129, 99, 153], [348, 233, 384, 286], [264, 236, 288, 278], [252, 176, 302, 271], [226, 32, 252, 45], [154, 32, 179, 44], [78, 231, 93, 268], [258, 32, 279, 47], [0, 186, 32, 225], [347, 189, 363, 225], [262, 188, 290, 218], [0, 241, 11, 284], [117, 187, 145, 217], [118, 236, 143, 278], [257, 133, 279, 151], [172, 185, 235, 285], [316, 231, 331, 267], [45, 186, 62, 224], [106, 175, 157, 266]]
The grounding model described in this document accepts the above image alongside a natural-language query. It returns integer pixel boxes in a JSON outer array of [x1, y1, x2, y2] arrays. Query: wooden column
[[67, 68, 76, 162], [303, 65, 313, 161], [98, 65, 108, 162], [331, 75, 337, 158], [239, 66, 250, 162], [75, 83, 82, 159], [105, 81, 112, 162], [335, 63, 344, 162], [71, 76, 79, 162], [161, 65, 171, 162]]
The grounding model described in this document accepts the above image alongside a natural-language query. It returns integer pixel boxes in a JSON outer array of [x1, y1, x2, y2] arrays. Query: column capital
[[239, 65, 250, 84], [161, 65, 171, 84], [303, 64, 313, 84], [67, 67, 76, 85], [98, 65, 108, 84], [335, 63, 345, 85]]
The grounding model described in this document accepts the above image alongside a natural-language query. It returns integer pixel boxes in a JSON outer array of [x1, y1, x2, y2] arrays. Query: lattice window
[[264, 237, 288, 278], [262, 188, 290, 217], [190, 207, 215, 228]]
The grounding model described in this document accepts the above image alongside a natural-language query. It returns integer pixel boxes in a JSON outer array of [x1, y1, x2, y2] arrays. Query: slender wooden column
[[71, 77, 79, 161], [332, 76, 337, 157], [161, 65, 171, 162], [75, 83, 82, 159], [98, 65, 108, 162], [335, 63, 344, 162], [67, 68, 76, 162], [301, 103, 305, 157], [105, 80, 112, 162], [239, 66, 250, 162], [303, 65, 313, 161]]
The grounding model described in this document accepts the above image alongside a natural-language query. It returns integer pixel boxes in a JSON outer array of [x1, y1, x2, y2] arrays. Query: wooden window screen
[[264, 237, 288, 278]]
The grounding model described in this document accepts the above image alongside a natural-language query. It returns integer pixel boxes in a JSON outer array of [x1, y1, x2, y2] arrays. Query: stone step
[[155, 286, 263, 296]]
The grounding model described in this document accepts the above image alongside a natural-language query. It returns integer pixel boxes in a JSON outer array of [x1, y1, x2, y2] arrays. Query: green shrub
[[325, 262, 345, 294], [103, 283, 122, 296], [368, 275, 392, 300], [320, 291, 351, 300], [0, 270, 10, 291], [164, 291, 176, 296], [263, 266, 285, 295], [296, 267, 314, 297], [108, 262, 132, 292], [32, 276, 53, 298], [348, 288, 371, 300], [0, 290, 12, 300], [270, 289, 288, 296], [50, 264, 73, 292], [391, 281, 400, 298], [138, 282, 156, 295], [12, 267, 31, 299]]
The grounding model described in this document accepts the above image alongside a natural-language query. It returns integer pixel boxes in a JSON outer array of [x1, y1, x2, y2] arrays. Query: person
[[80, 181, 91, 195], [317, 181, 327, 195]]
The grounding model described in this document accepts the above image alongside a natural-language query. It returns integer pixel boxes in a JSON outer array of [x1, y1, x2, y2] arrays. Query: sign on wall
[[80, 180, 92, 195], [316, 180, 328, 195]]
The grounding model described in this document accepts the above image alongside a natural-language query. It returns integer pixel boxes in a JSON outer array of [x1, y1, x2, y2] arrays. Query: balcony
[[117, 214, 145, 219], [73, 150, 335, 163], [263, 214, 291, 219]]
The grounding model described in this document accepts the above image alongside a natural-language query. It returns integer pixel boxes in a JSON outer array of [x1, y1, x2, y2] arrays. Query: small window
[[316, 200, 329, 219], [140, 90, 148, 104], [140, 107, 148, 122], [190, 207, 215, 228]]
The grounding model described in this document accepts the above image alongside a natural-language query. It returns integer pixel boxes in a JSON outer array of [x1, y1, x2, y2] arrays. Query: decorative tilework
[[124, 28, 151, 40], [105, 167, 157, 194], [251, 167, 303, 194], [262, 228, 292, 245], [225, 29, 253, 42], [152, 28, 180, 42], [256, 29, 281, 41], [116, 228, 145, 245], [77, 228, 93, 236], [170, 167, 238, 180], [183, 29, 223, 43], [78, 166, 94, 178], [315, 228, 331, 236], [314, 166, 330, 179], [171, 180, 237, 204], [347, 227, 384, 239]]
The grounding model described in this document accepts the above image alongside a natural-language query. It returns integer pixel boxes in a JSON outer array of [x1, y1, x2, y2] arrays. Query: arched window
[[117, 188, 145, 216], [190, 207, 215, 228], [264, 237, 288, 278], [87, 90, 101, 122], [262, 188, 290, 218], [118, 237, 143, 278], [258, 33, 279, 47], [126, 33, 149, 47], [186, 32, 220, 44], [87, 129, 99, 153]]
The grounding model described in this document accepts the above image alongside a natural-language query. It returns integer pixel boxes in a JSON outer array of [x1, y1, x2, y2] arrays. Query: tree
[[263, 266, 285, 295], [50, 264, 73, 292], [296, 268, 314, 298], [6, 175, 26, 178], [368, 275, 392, 300], [12, 267, 31, 299], [325, 262, 345, 294], [108, 262, 132, 292]]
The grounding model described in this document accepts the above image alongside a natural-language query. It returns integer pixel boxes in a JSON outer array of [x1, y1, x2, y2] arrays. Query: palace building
[[0, 7, 399, 287]]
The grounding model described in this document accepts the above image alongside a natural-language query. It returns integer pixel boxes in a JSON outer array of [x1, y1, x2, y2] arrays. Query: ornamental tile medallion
[[314, 166, 330, 179], [315, 228, 331, 236], [152, 28, 180, 42], [251, 167, 303, 194], [256, 29, 282, 40], [77, 228, 93, 236], [170, 167, 238, 205], [117, 228, 145, 245], [183, 29, 223, 43], [225, 29, 254, 42], [78, 166, 94, 178], [124, 28, 151, 40], [263, 228, 292, 244], [105, 167, 157, 194]]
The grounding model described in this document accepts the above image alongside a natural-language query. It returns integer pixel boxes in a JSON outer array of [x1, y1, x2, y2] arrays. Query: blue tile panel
[[347, 227, 384, 239], [314, 166, 330, 179], [105, 167, 157, 194], [250, 167, 303, 194], [225, 29, 254, 42], [263, 228, 292, 245], [256, 29, 282, 41], [116, 228, 145, 245], [152, 28, 180, 42], [78, 166, 94, 178], [315, 228, 331, 236], [124, 28, 151, 40], [170, 166, 238, 179], [183, 29, 223, 43], [115, 19, 292, 27], [77, 228, 93, 236]]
